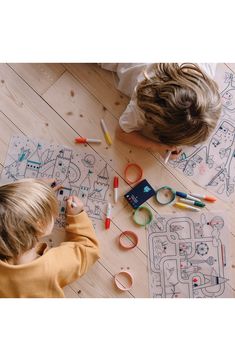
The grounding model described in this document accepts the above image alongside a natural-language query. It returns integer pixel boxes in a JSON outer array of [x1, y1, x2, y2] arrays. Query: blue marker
[[176, 191, 201, 203]]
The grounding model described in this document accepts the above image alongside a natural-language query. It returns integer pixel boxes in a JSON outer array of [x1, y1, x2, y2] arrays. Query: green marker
[[179, 198, 205, 208]]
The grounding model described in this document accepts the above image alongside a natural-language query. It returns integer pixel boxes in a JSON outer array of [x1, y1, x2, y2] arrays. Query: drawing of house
[[85, 164, 110, 220], [53, 149, 73, 181], [78, 171, 92, 201], [89, 164, 109, 200], [25, 143, 42, 178]]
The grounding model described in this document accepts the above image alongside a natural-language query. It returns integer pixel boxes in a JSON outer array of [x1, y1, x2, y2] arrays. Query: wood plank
[[0, 64, 78, 146], [64, 63, 129, 119], [225, 63, 235, 74], [63, 285, 79, 298], [0, 111, 24, 166], [69, 262, 134, 298], [8, 63, 66, 95]]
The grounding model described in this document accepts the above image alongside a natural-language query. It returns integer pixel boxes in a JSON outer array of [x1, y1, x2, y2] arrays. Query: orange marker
[[190, 193, 217, 202], [75, 137, 101, 144]]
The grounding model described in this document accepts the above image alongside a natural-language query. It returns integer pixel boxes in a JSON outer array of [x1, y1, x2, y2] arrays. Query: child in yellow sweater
[[0, 178, 100, 298]]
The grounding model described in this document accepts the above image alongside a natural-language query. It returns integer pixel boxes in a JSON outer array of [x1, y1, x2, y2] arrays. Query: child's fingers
[[171, 147, 182, 155], [66, 196, 73, 208], [66, 196, 84, 215], [170, 153, 180, 160]]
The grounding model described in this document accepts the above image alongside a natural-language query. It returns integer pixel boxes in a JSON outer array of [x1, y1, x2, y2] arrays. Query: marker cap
[[205, 195, 217, 202], [114, 176, 119, 188], [105, 218, 111, 229], [75, 137, 86, 143]]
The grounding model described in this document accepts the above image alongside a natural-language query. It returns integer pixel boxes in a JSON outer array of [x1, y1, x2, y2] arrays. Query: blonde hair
[[0, 179, 59, 261], [136, 63, 222, 146]]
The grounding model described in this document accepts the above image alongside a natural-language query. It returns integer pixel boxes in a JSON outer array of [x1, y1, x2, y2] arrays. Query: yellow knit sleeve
[[48, 211, 100, 287]]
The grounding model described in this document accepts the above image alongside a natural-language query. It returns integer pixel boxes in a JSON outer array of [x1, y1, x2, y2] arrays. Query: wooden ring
[[124, 163, 143, 184], [119, 231, 138, 249], [114, 271, 133, 291]]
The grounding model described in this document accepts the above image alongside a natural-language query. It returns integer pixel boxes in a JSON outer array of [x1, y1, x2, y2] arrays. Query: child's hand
[[169, 147, 182, 160], [66, 196, 84, 215], [150, 143, 182, 160]]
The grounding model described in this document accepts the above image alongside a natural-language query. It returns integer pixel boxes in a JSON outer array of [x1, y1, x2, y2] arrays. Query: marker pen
[[75, 137, 102, 144], [190, 193, 217, 202], [179, 198, 205, 208], [176, 191, 201, 202], [164, 150, 171, 164], [100, 119, 112, 146], [105, 203, 112, 229], [174, 202, 200, 212], [113, 176, 119, 203], [71, 201, 77, 208]]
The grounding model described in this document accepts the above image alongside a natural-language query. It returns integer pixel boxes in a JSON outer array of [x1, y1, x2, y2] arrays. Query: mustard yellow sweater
[[0, 212, 100, 298]]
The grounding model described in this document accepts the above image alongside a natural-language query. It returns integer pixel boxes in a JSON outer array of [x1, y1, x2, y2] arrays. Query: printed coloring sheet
[[147, 212, 232, 298], [170, 69, 235, 201], [1, 135, 111, 228]]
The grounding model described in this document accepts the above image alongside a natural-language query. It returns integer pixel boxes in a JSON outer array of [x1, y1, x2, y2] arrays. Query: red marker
[[190, 193, 217, 202], [105, 203, 112, 229], [75, 137, 102, 144], [113, 176, 119, 203]]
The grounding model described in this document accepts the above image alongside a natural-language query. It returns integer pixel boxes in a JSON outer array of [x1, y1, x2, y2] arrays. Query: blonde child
[[0, 178, 100, 298], [102, 63, 222, 160]]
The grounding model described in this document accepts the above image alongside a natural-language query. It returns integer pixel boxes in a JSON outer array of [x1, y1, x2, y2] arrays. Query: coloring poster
[[147, 212, 232, 298], [1, 135, 111, 227], [169, 71, 235, 201]]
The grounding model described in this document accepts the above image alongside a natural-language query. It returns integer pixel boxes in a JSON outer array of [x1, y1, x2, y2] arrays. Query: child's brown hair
[[0, 179, 58, 261], [136, 63, 222, 146]]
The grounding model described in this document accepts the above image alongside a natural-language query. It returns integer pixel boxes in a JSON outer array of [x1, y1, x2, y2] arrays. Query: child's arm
[[51, 197, 100, 286], [116, 126, 180, 159]]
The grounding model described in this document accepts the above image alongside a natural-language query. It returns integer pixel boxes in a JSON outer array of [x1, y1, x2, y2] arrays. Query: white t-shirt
[[101, 63, 217, 136]]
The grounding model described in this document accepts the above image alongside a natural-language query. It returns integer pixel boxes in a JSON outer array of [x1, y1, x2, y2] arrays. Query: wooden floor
[[0, 63, 235, 298]]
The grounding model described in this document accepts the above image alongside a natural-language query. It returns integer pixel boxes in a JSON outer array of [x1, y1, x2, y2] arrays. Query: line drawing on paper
[[1, 136, 110, 227], [147, 212, 232, 298], [170, 71, 235, 201]]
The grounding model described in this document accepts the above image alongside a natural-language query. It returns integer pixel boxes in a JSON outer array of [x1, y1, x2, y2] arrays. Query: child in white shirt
[[102, 63, 221, 160]]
